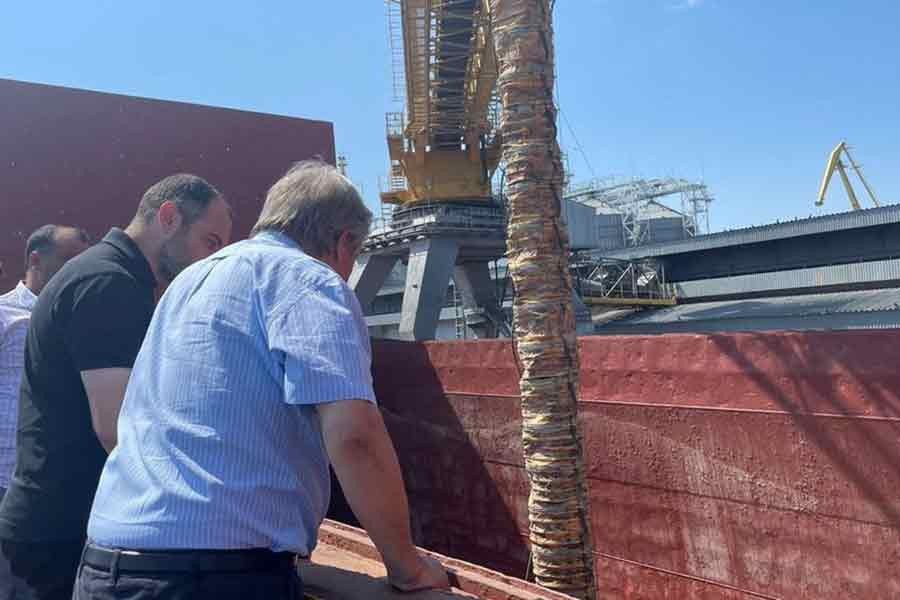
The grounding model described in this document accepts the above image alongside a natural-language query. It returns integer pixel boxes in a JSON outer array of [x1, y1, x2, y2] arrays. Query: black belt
[[83, 544, 296, 574]]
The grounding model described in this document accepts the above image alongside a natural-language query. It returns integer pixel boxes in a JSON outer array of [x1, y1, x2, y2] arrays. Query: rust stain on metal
[[373, 331, 900, 599], [313, 520, 576, 600]]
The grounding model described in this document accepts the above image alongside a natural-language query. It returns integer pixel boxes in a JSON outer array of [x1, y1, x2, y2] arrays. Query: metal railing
[[385, 0, 406, 103], [571, 255, 676, 305], [364, 202, 507, 248]]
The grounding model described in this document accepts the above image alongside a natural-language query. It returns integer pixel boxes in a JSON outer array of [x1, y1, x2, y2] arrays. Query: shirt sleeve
[[65, 274, 154, 372], [268, 278, 375, 406], [0, 315, 29, 428], [0, 314, 29, 366]]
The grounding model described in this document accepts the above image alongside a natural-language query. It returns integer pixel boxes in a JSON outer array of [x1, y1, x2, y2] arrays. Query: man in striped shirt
[[76, 161, 449, 599], [0, 310, 28, 600], [0, 226, 91, 486], [0, 225, 89, 600]]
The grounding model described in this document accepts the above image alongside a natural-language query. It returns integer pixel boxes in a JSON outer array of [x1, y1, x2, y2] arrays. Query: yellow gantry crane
[[381, 0, 501, 205], [816, 141, 881, 211]]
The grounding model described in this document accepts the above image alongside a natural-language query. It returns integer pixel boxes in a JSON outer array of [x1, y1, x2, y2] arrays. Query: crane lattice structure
[[352, 0, 508, 341], [381, 0, 500, 205], [567, 177, 715, 247]]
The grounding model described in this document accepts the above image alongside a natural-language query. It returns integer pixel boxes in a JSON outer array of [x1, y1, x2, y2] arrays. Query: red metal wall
[[372, 331, 900, 599], [0, 78, 334, 289]]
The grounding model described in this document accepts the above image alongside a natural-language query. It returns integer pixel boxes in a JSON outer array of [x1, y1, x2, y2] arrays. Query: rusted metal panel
[[311, 520, 576, 600], [372, 331, 900, 599], [595, 556, 772, 600], [577, 330, 900, 417], [378, 390, 529, 577], [0, 78, 334, 289], [373, 339, 519, 397]]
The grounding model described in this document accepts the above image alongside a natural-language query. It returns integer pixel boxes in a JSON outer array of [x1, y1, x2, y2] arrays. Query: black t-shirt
[[0, 228, 156, 543]]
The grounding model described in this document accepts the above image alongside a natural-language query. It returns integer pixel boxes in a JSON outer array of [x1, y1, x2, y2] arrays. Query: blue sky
[[1, 1, 897, 231]]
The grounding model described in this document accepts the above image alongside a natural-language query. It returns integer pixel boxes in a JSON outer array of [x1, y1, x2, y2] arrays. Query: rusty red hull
[[0, 78, 334, 289], [372, 331, 900, 599]]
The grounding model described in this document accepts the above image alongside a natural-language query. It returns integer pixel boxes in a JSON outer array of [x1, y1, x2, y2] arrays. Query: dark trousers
[[0, 539, 84, 600], [72, 549, 304, 600]]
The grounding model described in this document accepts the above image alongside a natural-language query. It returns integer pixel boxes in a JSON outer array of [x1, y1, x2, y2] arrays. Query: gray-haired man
[[75, 161, 448, 599]]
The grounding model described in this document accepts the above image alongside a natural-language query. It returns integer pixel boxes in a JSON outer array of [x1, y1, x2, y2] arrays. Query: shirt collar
[[252, 231, 340, 273], [253, 231, 303, 251], [14, 281, 38, 311], [101, 228, 157, 288]]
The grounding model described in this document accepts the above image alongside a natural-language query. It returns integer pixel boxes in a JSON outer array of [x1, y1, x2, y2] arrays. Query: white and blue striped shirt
[[0, 305, 31, 490], [87, 232, 375, 554], [0, 282, 36, 490]]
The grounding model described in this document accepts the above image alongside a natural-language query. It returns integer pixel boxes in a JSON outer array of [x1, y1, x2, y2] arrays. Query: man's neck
[[123, 223, 164, 291], [22, 274, 40, 297]]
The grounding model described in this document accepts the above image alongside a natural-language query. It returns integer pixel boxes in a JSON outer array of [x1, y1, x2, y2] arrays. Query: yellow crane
[[816, 141, 881, 211], [381, 0, 501, 205]]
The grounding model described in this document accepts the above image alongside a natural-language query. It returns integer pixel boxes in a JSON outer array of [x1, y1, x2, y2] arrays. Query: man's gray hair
[[251, 160, 372, 257]]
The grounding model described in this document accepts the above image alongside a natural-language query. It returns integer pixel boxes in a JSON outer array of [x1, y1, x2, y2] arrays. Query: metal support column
[[453, 262, 509, 338], [349, 253, 400, 313], [572, 290, 593, 335], [399, 238, 460, 341]]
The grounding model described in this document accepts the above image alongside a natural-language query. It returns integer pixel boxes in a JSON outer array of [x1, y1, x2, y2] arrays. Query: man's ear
[[27, 250, 42, 271], [338, 231, 360, 260], [157, 201, 183, 236]]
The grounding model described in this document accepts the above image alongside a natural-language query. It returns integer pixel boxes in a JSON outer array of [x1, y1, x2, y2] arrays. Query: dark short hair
[[24, 225, 90, 271], [134, 174, 224, 226]]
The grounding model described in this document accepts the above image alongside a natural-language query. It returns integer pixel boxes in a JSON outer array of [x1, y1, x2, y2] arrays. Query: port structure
[[566, 177, 715, 247], [351, 0, 507, 341], [351, 201, 509, 340]]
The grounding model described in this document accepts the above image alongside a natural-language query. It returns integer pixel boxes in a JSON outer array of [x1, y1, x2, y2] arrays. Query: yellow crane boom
[[382, 0, 501, 205], [816, 141, 881, 211]]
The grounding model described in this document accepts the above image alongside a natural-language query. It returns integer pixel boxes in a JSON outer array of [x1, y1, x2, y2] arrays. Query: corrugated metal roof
[[594, 288, 900, 335], [595, 203, 900, 261], [673, 257, 900, 299]]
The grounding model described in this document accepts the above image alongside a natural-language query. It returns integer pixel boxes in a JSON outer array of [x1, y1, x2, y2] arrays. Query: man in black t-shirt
[[0, 174, 232, 600]]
